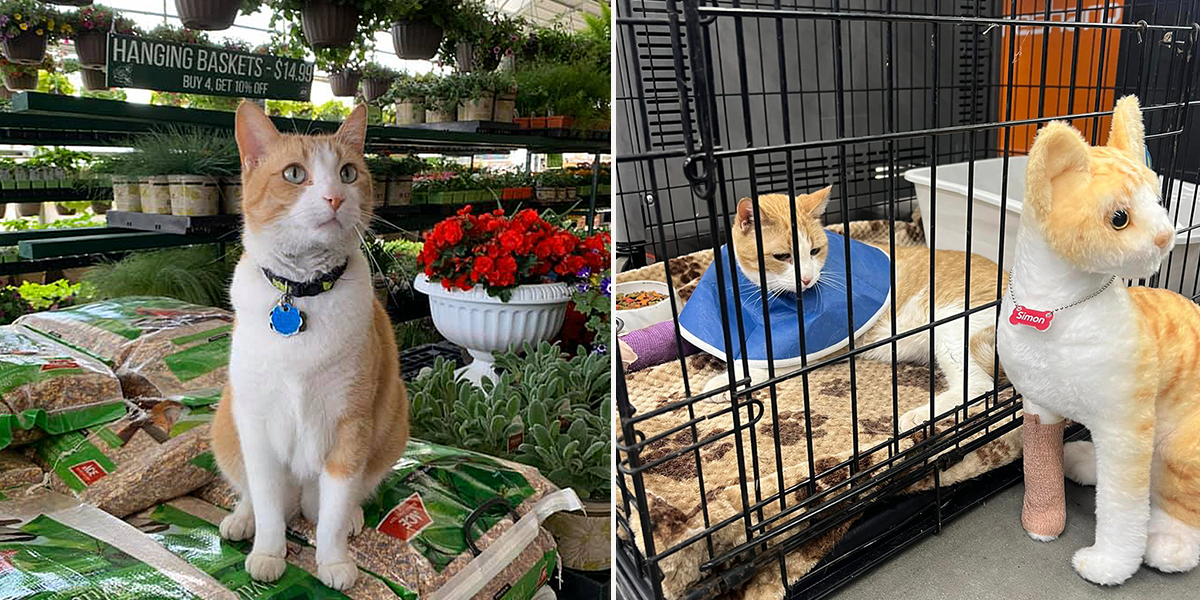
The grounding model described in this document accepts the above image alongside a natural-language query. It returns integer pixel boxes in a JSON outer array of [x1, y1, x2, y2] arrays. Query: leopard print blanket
[[617, 219, 1022, 600]]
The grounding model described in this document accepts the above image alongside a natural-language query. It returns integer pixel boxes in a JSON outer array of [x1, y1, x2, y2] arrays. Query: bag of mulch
[[130, 497, 408, 600], [0, 325, 126, 451], [16, 296, 233, 398], [0, 489, 238, 599], [198, 439, 580, 600], [28, 389, 222, 517]]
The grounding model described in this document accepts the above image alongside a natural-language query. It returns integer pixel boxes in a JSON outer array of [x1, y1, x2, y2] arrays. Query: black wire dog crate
[[615, 1, 1200, 599]]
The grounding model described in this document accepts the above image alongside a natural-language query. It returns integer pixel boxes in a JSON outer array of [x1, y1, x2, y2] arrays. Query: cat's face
[[732, 188, 832, 294], [235, 101, 371, 254], [1025, 96, 1174, 279]]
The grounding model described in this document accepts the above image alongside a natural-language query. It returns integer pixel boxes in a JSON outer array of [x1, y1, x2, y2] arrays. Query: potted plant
[[359, 61, 397, 103], [220, 175, 241, 214], [174, 0, 244, 31], [115, 129, 238, 215], [424, 72, 467, 123], [0, 1, 68, 64], [438, 3, 524, 73], [68, 4, 136, 67], [389, 0, 456, 60], [0, 55, 37, 90], [413, 206, 609, 383], [390, 72, 429, 125]]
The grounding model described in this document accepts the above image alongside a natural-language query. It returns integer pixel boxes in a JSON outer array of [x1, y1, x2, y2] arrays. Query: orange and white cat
[[997, 96, 1200, 585], [211, 102, 409, 590], [702, 188, 1006, 432]]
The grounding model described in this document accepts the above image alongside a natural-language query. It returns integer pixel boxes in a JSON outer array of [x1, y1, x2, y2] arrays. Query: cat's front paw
[[219, 511, 255, 541], [1145, 532, 1200, 573], [898, 405, 931, 433], [701, 374, 732, 404], [245, 552, 287, 582], [349, 506, 364, 537], [1072, 545, 1140, 585], [318, 560, 359, 590]]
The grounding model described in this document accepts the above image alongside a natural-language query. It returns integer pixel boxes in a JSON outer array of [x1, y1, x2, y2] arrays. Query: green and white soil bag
[[0, 489, 236, 600], [198, 440, 580, 600], [16, 296, 233, 398], [29, 389, 221, 517], [0, 325, 125, 450]]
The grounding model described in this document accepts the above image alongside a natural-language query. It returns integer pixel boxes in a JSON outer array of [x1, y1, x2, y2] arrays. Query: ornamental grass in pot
[[114, 129, 239, 215], [69, 4, 137, 67], [414, 206, 609, 383]]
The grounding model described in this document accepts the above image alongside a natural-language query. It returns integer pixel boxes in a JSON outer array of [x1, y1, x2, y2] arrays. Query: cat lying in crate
[[679, 187, 1007, 433]]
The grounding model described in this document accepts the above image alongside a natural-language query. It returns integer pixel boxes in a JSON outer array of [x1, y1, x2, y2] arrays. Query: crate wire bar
[[615, 1, 1200, 599]]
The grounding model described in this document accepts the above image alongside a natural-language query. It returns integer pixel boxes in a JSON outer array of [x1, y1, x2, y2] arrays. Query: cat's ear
[[1107, 95, 1145, 160], [799, 186, 832, 218], [234, 100, 280, 173], [1026, 122, 1090, 217], [736, 198, 761, 233], [334, 104, 368, 154]]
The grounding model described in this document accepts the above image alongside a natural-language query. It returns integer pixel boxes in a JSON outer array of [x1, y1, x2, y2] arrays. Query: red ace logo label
[[69, 460, 108, 486], [377, 493, 433, 542]]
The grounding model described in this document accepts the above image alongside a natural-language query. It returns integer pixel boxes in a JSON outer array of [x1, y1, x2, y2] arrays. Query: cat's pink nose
[[801, 276, 812, 286], [1155, 230, 1172, 248], [325, 196, 344, 212]]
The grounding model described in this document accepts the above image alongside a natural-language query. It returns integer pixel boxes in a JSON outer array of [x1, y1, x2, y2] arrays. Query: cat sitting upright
[[211, 101, 409, 591], [695, 188, 1007, 433], [998, 96, 1200, 585]]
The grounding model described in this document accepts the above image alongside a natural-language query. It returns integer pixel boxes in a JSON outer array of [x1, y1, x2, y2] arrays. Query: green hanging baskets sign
[[105, 33, 315, 101]]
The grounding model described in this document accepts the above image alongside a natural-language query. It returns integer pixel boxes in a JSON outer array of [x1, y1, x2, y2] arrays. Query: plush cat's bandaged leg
[[1022, 412, 1067, 541]]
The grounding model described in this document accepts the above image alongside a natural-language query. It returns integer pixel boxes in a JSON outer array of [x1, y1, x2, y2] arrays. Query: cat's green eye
[[340, 164, 358, 183], [1111, 209, 1130, 230], [282, 164, 306, 184], [810, 247, 821, 256], [772, 253, 791, 261]]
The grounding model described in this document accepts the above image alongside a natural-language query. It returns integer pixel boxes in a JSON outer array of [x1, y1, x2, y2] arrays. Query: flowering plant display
[[144, 24, 210, 46], [419, 206, 610, 301], [0, 0, 70, 43], [68, 4, 136, 35]]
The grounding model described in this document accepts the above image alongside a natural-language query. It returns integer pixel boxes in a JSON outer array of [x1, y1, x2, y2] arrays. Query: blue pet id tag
[[269, 297, 305, 336]]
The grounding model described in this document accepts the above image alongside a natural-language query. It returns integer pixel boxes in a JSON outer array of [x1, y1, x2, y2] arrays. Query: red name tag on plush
[[377, 493, 433, 543], [1010, 305, 1054, 331], [70, 460, 108, 486]]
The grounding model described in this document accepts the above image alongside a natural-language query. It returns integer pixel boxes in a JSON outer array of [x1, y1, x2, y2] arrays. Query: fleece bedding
[[616, 219, 1023, 600]]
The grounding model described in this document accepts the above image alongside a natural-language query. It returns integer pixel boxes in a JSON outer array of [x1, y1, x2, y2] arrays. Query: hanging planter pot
[[390, 19, 443, 60], [457, 94, 495, 121], [328, 69, 361, 97], [39, 0, 93, 5], [79, 68, 108, 91], [74, 30, 107, 67], [395, 98, 425, 125], [301, 0, 359, 49], [361, 77, 392, 103], [0, 87, 11, 101], [175, 0, 243, 31], [2, 29, 48, 65], [2, 70, 38, 91]]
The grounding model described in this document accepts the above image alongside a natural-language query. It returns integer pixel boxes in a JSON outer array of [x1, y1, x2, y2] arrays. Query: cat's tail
[[969, 325, 1005, 381]]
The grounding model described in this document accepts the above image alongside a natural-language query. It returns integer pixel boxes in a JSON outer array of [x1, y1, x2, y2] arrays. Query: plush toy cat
[[997, 96, 1200, 585]]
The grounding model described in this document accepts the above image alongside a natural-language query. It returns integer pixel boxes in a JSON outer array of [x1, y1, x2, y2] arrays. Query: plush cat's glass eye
[[282, 164, 306, 184], [340, 164, 358, 183], [810, 247, 821, 256], [1111, 209, 1130, 230], [772, 253, 791, 261]]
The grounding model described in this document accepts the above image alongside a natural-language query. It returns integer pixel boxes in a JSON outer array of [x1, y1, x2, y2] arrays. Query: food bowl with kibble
[[614, 280, 680, 332]]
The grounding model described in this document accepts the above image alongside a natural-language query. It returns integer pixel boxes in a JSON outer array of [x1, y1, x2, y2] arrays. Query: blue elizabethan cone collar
[[678, 230, 891, 369]]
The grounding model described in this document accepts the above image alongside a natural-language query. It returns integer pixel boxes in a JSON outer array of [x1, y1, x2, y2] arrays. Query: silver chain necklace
[[1007, 272, 1116, 331]]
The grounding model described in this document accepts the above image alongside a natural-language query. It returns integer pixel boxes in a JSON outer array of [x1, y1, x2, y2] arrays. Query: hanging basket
[[390, 19, 443, 60], [301, 0, 360, 49], [79, 68, 108, 91], [1, 30, 48, 65], [39, 0, 93, 5], [361, 77, 393, 103], [74, 30, 107, 67], [175, 0, 243, 31], [328, 69, 361, 97], [2, 71, 38, 91]]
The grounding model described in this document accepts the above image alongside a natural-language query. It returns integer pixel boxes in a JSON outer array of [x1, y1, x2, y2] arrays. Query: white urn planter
[[414, 273, 573, 384]]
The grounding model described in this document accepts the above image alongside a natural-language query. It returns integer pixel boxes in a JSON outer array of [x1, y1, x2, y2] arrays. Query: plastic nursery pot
[[566, 187, 578, 201], [140, 176, 172, 214], [494, 93, 516, 124], [544, 500, 612, 571], [1, 29, 48, 65], [361, 77, 392, 103], [390, 19, 443, 60], [513, 117, 529, 129], [546, 115, 575, 129], [371, 177, 386, 207], [79, 68, 108, 91], [301, 0, 359, 49], [425, 108, 453, 123], [90, 200, 111, 215], [535, 186, 556, 201], [74, 30, 107, 67], [111, 175, 142, 212], [457, 95, 495, 121], [168, 174, 220, 216], [175, 0, 243, 30], [395, 99, 426, 125], [529, 116, 548, 129], [2, 71, 38, 91], [220, 176, 242, 214], [501, 186, 532, 201], [16, 202, 40, 217], [386, 177, 413, 206], [328, 69, 361, 97]]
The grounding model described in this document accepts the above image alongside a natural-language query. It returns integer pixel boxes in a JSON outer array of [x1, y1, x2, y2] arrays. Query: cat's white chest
[[998, 291, 1140, 425]]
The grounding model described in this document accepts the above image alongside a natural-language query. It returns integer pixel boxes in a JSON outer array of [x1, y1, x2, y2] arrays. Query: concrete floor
[[834, 481, 1200, 600]]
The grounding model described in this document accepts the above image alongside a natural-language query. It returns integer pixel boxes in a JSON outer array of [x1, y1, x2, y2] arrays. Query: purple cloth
[[623, 320, 700, 371]]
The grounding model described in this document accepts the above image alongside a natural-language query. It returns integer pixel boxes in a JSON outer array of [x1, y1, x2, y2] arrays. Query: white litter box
[[904, 156, 1200, 296]]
